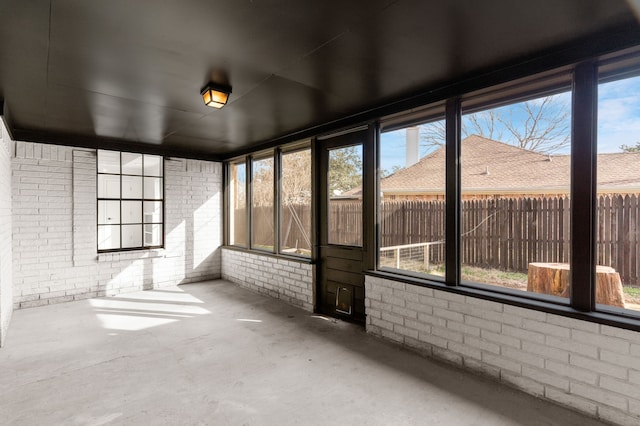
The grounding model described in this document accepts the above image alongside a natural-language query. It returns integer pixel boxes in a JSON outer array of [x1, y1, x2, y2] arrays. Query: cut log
[[527, 262, 625, 308]]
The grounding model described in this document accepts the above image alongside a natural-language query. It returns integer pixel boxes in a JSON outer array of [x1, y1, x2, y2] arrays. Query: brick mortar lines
[[221, 249, 313, 312], [12, 142, 223, 308], [366, 276, 640, 426]]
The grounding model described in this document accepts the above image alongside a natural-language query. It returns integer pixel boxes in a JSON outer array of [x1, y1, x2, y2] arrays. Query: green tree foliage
[[620, 142, 640, 152], [329, 146, 362, 194]]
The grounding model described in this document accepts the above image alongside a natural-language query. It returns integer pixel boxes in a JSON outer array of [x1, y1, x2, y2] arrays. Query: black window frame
[[371, 49, 640, 327], [96, 150, 165, 253], [222, 45, 640, 331], [224, 141, 314, 261], [278, 142, 313, 259]]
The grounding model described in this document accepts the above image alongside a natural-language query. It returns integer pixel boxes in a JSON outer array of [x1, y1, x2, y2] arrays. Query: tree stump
[[527, 263, 625, 308]]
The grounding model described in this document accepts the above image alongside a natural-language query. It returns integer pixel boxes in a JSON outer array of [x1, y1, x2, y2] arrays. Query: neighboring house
[[379, 134, 640, 200]]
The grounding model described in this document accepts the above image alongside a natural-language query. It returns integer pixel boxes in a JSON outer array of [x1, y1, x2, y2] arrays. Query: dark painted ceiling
[[0, 1, 639, 159]]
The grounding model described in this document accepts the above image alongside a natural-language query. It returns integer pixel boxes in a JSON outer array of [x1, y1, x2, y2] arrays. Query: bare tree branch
[[419, 95, 570, 155]]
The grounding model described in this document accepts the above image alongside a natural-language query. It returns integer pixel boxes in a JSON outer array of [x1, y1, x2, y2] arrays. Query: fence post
[[424, 244, 430, 271]]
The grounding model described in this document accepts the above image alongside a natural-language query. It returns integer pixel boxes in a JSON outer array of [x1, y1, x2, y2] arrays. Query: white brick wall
[[366, 276, 640, 426], [12, 141, 222, 308], [0, 122, 13, 346], [222, 248, 313, 311]]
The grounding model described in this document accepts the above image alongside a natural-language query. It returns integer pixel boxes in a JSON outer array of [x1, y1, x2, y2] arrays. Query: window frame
[[278, 142, 313, 258], [377, 108, 447, 281], [249, 151, 276, 253], [225, 141, 315, 260], [226, 157, 249, 248], [371, 50, 640, 327], [222, 46, 640, 331], [96, 150, 165, 253]]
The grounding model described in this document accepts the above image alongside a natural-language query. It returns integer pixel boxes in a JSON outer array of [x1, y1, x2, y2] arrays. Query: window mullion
[[445, 97, 461, 286], [246, 157, 253, 250], [571, 61, 598, 312], [274, 150, 281, 254], [119, 152, 123, 250]]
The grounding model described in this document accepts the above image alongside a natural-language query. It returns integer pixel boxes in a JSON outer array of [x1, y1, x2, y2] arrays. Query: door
[[317, 129, 367, 323]]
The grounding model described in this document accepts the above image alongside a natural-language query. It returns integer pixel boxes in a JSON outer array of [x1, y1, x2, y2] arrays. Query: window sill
[[366, 269, 640, 333], [222, 245, 313, 264], [97, 248, 165, 262]]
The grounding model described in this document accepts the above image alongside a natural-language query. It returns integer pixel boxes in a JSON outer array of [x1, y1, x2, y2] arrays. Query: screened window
[[328, 145, 363, 246], [97, 150, 164, 251], [379, 117, 446, 280], [597, 72, 640, 314], [229, 161, 247, 247], [280, 148, 312, 257], [460, 91, 572, 299], [251, 156, 275, 251]]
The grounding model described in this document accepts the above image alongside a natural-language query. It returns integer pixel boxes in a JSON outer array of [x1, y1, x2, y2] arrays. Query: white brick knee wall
[[12, 141, 223, 308], [0, 124, 13, 346], [365, 276, 640, 426], [222, 248, 313, 312]]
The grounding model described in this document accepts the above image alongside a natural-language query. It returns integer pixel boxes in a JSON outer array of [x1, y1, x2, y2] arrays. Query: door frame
[[313, 124, 377, 323]]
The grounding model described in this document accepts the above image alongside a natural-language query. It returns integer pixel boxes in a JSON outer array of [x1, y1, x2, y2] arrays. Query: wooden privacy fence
[[381, 195, 639, 286], [249, 194, 640, 285]]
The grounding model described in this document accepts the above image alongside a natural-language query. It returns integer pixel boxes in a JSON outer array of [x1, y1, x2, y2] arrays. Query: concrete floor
[[0, 280, 605, 426]]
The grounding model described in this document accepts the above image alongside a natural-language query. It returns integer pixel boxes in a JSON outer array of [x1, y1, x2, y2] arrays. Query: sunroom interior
[[2, 1, 640, 424]]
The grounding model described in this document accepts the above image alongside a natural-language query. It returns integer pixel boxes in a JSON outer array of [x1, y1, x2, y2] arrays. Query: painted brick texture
[[12, 141, 222, 308], [0, 123, 13, 346], [221, 248, 313, 312], [366, 276, 640, 426]]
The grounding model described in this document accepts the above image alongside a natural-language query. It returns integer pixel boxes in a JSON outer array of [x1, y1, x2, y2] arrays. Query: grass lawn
[[381, 256, 640, 308]]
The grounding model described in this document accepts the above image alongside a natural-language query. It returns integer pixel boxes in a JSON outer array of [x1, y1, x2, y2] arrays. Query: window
[[229, 160, 247, 247], [97, 150, 163, 251], [280, 147, 311, 257], [379, 116, 446, 280], [460, 90, 572, 300], [251, 155, 275, 251], [227, 143, 313, 257], [328, 145, 363, 246], [597, 71, 640, 314]]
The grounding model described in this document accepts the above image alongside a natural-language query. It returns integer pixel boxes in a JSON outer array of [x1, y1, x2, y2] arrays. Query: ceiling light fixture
[[200, 82, 232, 109]]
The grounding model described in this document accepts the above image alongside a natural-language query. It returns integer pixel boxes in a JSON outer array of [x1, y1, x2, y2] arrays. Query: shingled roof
[[380, 135, 640, 196]]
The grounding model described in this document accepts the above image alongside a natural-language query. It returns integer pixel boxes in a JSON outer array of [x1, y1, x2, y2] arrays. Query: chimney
[[406, 126, 419, 167]]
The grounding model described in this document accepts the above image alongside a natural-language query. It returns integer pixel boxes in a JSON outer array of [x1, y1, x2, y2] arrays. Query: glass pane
[[144, 224, 163, 246], [144, 155, 163, 176], [328, 144, 363, 246], [597, 74, 640, 313], [460, 91, 571, 300], [251, 156, 274, 251], [143, 201, 163, 223], [229, 162, 246, 246], [98, 225, 120, 250], [379, 120, 446, 280], [98, 200, 120, 225], [144, 177, 162, 199], [122, 224, 142, 248], [97, 150, 120, 174], [122, 152, 143, 175], [122, 176, 142, 199], [98, 174, 120, 198], [280, 148, 312, 257], [122, 201, 142, 224]]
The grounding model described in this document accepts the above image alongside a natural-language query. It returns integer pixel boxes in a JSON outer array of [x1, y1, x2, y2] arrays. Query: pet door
[[335, 286, 353, 315]]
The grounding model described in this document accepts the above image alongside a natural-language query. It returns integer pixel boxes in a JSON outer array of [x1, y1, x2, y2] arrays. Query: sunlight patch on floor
[[90, 288, 210, 331]]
